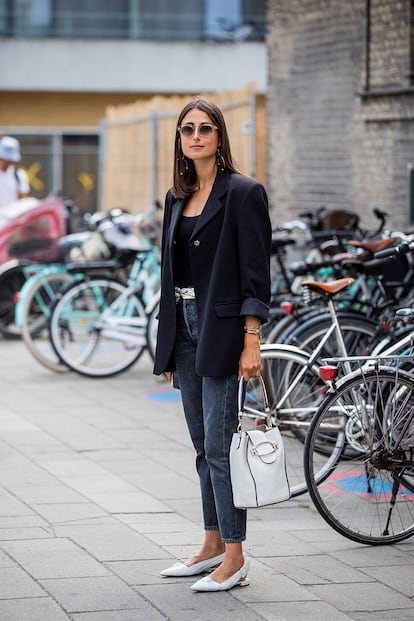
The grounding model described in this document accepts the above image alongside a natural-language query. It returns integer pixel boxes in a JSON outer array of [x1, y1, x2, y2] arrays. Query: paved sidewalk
[[0, 340, 414, 621]]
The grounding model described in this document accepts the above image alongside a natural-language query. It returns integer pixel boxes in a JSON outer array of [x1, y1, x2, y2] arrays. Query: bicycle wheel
[[49, 277, 147, 377], [304, 366, 414, 545], [20, 272, 75, 372], [244, 344, 326, 497], [285, 312, 377, 361], [0, 264, 26, 338], [145, 298, 159, 362]]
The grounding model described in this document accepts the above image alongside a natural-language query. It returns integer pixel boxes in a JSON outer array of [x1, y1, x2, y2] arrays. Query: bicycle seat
[[300, 277, 355, 295], [271, 238, 296, 253], [65, 259, 125, 273], [348, 238, 396, 254]]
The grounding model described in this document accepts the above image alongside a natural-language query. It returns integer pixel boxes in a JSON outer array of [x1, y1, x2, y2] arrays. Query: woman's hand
[[238, 334, 261, 381]]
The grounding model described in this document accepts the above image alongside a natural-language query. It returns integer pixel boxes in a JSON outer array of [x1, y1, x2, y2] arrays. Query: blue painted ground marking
[[147, 390, 182, 403]]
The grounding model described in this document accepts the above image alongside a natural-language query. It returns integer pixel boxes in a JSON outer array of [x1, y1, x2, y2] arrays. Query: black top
[[174, 214, 199, 287]]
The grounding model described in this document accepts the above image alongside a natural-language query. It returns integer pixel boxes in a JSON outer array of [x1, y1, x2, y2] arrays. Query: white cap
[[0, 136, 21, 162]]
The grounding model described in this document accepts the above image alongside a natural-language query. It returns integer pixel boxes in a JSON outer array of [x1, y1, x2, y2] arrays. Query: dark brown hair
[[172, 97, 239, 198]]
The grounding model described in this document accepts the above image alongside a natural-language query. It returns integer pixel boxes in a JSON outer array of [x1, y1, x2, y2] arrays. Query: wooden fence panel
[[101, 86, 265, 214]]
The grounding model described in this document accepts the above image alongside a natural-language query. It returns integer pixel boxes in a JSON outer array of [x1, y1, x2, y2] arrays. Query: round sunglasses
[[177, 123, 218, 138]]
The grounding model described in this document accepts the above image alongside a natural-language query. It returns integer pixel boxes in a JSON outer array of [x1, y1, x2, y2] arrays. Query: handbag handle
[[238, 376, 272, 429]]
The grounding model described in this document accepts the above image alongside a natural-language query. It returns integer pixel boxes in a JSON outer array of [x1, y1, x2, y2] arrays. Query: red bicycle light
[[280, 301, 294, 315], [319, 366, 337, 382]]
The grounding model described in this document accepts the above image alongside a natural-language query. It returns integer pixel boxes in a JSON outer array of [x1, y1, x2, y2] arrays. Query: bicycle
[[242, 276, 378, 498], [14, 206, 161, 372], [304, 353, 414, 545], [48, 244, 160, 377]]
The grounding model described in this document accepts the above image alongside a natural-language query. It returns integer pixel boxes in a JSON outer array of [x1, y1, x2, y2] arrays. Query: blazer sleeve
[[236, 181, 272, 322]]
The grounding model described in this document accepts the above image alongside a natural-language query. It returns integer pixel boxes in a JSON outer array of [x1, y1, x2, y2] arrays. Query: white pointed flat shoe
[[190, 559, 250, 592], [160, 553, 225, 577]]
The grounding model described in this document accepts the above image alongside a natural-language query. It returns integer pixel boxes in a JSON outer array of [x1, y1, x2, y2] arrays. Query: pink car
[[0, 196, 66, 264]]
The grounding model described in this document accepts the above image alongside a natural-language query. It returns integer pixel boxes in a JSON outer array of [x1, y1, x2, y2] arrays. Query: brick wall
[[267, 0, 414, 231]]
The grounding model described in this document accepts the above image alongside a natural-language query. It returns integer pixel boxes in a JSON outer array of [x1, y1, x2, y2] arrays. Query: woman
[[0, 136, 30, 208], [154, 97, 271, 592]]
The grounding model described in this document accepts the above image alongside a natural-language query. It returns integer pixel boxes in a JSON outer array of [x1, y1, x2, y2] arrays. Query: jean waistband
[[175, 286, 195, 303]]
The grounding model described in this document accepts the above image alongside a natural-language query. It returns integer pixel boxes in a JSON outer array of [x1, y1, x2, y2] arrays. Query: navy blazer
[[153, 169, 272, 377]]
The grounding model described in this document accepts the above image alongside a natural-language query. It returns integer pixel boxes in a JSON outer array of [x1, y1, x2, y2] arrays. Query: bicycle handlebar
[[374, 241, 414, 259]]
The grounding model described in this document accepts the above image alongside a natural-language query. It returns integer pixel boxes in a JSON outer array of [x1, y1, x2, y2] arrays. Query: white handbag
[[229, 376, 290, 509]]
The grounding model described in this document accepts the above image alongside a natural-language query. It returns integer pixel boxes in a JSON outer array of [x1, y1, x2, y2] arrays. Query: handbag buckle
[[250, 442, 278, 457]]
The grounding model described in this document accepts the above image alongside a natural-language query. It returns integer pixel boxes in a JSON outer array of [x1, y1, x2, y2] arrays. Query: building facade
[[0, 0, 266, 213], [267, 0, 414, 231]]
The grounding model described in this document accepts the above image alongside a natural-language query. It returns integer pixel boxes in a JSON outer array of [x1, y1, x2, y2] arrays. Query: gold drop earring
[[217, 148, 226, 172], [178, 154, 189, 176]]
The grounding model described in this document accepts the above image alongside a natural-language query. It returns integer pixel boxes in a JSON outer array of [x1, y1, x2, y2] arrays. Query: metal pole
[[249, 94, 257, 178], [365, 0, 371, 92], [51, 133, 62, 197], [97, 119, 106, 211], [150, 112, 158, 207]]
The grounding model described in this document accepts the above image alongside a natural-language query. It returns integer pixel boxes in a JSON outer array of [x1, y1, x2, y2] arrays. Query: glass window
[[18, 134, 53, 200], [62, 135, 98, 215], [15, 133, 98, 216], [205, 0, 241, 41], [1, 0, 265, 40]]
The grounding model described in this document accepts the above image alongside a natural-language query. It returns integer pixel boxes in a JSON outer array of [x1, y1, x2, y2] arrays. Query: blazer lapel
[[167, 198, 185, 261], [191, 170, 230, 238]]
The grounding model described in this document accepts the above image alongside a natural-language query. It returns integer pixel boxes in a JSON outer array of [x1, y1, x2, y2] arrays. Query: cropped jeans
[[174, 298, 247, 543]]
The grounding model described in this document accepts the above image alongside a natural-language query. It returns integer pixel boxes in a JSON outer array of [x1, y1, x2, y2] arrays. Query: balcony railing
[[0, 7, 265, 41]]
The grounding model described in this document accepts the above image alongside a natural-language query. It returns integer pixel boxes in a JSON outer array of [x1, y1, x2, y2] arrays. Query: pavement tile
[[80, 449, 147, 463], [236, 560, 319, 603], [41, 459, 111, 476], [53, 523, 168, 561], [247, 504, 328, 532], [329, 545, 414, 567], [142, 527, 211, 547], [0, 488, 37, 516], [139, 582, 266, 621], [351, 611, 414, 621], [359, 564, 414, 596], [116, 512, 197, 533], [123, 470, 200, 499], [105, 559, 176, 585], [0, 411, 38, 432], [0, 430, 62, 448], [39, 576, 148, 613], [0, 549, 16, 568], [2, 340, 414, 620], [64, 405, 140, 430], [60, 473, 137, 494], [32, 502, 108, 523], [0, 566, 46, 598], [7, 483, 91, 504], [1, 538, 111, 579], [0, 455, 59, 487], [0, 597, 71, 620], [82, 491, 171, 513], [72, 610, 165, 621], [0, 515, 49, 528], [245, 530, 321, 558], [293, 528, 355, 544], [0, 527, 53, 540], [263, 554, 374, 585], [252, 601, 353, 620], [35, 417, 124, 452], [307, 582, 414, 612]]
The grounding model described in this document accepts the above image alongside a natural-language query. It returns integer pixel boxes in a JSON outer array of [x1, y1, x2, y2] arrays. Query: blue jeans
[[174, 299, 246, 543]]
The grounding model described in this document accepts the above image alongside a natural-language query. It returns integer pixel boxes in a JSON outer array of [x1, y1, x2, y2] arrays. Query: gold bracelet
[[244, 325, 261, 337]]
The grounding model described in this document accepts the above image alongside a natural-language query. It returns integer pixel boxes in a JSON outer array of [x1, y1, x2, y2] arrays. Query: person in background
[[154, 97, 271, 592], [0, 136, 30, 207]]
